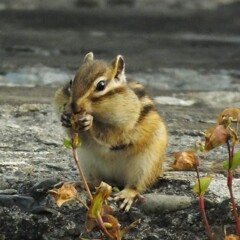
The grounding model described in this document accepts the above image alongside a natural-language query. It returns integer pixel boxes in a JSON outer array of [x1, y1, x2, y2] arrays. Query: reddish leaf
[[102, 214, 121, 240], [204, 125, 231, 152]]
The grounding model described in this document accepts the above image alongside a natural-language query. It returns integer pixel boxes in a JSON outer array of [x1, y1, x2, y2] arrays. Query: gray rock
[[0, 189, 18, 195], [0, 195, 37, 211], [141, 193, 192, 214]]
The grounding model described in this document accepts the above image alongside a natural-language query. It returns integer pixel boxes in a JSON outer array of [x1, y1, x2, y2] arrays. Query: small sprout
[[63, 138, 73, 149], [86, 181, 113, 232], [48, 183, 78, 207], [193, 175, 214, 196], [204, 125, 231, 152], [195, 141, 205, 152], [223, 151, 240, 170], [86, 182, 122, 239], [172, 150, 199, 170]]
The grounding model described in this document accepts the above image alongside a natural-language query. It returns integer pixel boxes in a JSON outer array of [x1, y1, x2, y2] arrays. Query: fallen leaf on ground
[[48, 183, 78, 207]]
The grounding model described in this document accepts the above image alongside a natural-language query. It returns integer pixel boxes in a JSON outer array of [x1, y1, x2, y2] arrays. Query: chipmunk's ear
[[112, 55, 126, 81], [83, 52, 94, 63]]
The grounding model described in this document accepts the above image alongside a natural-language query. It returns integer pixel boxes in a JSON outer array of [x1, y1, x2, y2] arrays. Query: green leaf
[[193, 176, 214, 196], [63, 138, 72, 149], [223, 151, 240, 170], [112, 186, 120, 193]]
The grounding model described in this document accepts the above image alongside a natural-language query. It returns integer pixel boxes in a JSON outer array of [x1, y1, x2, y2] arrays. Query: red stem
[[226, 140, 240, 236], [196, 166, 214, 239], [96, 213, 114, 239], [72, 146, 93, 201], [199, 195, 215, 240]]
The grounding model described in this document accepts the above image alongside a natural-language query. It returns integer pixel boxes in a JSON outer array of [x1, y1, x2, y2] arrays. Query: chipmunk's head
[[69, 52, 140, 126]]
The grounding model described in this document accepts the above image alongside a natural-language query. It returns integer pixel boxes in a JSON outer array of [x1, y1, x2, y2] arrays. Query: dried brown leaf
[[48, 183, 78, 207], [172, 150, 199, 170], [225, 234, 240, 240], [217, 108, 240, 125], [102, 214, 121, 240], [204, 125, 231, 152]]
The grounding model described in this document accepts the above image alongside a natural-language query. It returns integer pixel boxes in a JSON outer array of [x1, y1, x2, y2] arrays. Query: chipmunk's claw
[[114, 188, 142, 212], [60, 112, 93, 131]]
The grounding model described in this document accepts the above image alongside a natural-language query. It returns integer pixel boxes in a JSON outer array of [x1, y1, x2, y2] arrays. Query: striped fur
[[54, 53, 168, 210]]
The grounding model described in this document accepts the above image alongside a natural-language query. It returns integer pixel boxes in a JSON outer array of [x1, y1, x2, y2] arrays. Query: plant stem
[[196, 166, 202, 195], [199, 195, 215, 240], [226, 140, 240, 236], [96, 212, 115, 239], [72, 145, 93, 201], [196, 167, 214, 240]]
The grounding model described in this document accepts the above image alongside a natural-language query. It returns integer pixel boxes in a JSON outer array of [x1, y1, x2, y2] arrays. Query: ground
[[0, 1, 240, 240]]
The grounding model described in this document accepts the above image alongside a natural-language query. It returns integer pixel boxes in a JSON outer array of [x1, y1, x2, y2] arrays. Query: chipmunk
[[54, 52, 168, 211]]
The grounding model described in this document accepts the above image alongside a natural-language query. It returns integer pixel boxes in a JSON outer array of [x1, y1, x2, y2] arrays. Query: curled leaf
[[48, 183, 78, 207], [102, 214, 121, 240], [193, 175, 214, 196], [86, 181, 113, 232], [217, 108, 240, 125], [204, 125, 231, 152], [172, 150, 199, 170]]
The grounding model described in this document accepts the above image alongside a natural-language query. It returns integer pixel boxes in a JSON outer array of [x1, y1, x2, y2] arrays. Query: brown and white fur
[[54, 52, 168, 211]]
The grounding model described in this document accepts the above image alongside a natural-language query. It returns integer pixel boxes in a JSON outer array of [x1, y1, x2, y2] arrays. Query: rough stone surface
[[0, 2, 240, 239]]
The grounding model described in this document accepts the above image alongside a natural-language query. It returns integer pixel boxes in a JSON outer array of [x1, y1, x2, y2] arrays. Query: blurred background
[[0, 0, 240, 96]]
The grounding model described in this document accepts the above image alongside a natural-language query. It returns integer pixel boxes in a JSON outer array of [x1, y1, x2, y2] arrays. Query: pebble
[[141, 193, 193, 214]]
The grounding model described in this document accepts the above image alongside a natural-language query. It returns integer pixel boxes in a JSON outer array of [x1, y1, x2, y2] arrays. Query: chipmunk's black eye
[[96, 80, 106, 91]]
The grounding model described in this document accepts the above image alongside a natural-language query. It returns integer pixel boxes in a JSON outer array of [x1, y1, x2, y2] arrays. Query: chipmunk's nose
[[71, 102, 79, 114], [71, 102, 85, 114]]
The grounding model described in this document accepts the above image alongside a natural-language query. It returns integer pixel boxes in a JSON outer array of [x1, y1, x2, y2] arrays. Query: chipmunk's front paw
[[77, 114, 93, 131], [114, 188, 143, 212], [61, 112, 93, 131]]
